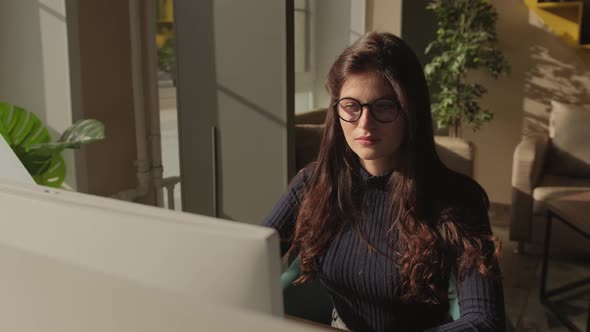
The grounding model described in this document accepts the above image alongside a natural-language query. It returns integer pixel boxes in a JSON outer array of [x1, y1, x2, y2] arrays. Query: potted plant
[[0, 102, 105, 188], [424, 0, 510, 137]]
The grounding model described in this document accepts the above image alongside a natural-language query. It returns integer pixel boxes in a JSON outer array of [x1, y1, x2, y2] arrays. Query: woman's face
[[338, 72, 406, 174]]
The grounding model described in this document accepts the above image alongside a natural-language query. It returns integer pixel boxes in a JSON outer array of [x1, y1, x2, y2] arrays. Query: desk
[[540, 191, 590, 332]]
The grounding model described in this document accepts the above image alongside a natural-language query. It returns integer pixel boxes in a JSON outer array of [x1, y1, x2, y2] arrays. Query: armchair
[[510, 101, 590, 251]]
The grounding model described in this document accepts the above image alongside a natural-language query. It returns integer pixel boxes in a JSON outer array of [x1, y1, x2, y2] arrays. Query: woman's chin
[[354, 150, 384, 162]]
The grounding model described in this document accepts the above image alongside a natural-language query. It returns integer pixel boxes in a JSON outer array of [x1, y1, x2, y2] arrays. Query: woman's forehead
[[339, 72, 396, 100]]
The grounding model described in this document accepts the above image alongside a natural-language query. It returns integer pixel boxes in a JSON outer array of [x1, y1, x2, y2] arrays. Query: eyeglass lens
[[337, 98, 399, 122]]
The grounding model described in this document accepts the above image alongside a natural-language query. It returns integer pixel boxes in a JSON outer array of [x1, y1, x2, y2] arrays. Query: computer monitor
[[0, 181, 283, 316], [0, 240, 324, 332], [0, 132, 35, 185]]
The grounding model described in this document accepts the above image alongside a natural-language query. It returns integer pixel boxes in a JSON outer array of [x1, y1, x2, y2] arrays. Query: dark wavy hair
[[287, 32, 500, 304]]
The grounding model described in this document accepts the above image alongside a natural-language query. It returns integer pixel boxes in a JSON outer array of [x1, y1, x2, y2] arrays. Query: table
[[540, 191, 590, 332]]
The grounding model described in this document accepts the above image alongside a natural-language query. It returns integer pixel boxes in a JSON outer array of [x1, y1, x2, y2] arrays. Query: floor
[[491, 214, 590, 331]]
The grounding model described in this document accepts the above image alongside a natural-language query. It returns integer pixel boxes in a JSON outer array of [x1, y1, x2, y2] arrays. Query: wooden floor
[[492, 217, 590, 331]]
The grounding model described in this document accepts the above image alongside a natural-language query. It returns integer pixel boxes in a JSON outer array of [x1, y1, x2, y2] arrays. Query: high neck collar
[[359, 166, 394, 190]]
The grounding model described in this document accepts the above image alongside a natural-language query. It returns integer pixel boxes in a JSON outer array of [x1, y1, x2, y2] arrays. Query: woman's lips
[[355, 137, 381, 146]]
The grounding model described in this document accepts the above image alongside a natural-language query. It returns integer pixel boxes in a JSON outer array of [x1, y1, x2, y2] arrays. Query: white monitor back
[[0, 182, 283, 316], [0, 243, 322, 332], [0, 134, 35, 185]]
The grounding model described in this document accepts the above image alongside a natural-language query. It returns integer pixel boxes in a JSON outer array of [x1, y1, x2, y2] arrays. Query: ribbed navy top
[[263, 165, 505, 331]]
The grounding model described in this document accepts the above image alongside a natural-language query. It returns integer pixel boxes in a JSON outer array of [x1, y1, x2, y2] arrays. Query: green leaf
[[0, 102, 50, 149], [0, 101, 104, 188], [18, 150, 53, 176], [424, 0, 509, 132], [32, 154, 66, 188], [28, 119, 105, 155], [59, 119, 105, 145], [0, 102, 53, 174], [0, 115, 9, 145]]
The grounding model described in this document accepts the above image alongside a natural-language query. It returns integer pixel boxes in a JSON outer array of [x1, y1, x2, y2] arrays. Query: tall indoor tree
[[425, 0, 510, 137]]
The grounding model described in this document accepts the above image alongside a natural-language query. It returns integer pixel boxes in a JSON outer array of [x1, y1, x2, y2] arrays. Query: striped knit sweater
[[263, 165, 505, 332]]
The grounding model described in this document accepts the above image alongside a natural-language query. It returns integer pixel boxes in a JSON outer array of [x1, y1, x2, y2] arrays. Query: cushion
[[532, 174, 590, 215], [546, 101, 590, 177]]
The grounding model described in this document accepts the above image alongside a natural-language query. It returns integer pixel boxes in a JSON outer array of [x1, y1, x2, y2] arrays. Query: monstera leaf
[[28, 119, 105, 156], [0, 102, 104, 188], [0, 102, 51, 149], [30, 154, 66, 188]]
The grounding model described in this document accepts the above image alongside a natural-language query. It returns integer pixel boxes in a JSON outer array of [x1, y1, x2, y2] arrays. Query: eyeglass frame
[[333, 97, 402, 123]]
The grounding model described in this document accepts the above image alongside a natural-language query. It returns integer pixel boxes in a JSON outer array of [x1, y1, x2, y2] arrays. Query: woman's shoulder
[[294, 162, 317, 181], [288, 162, 317, 191]]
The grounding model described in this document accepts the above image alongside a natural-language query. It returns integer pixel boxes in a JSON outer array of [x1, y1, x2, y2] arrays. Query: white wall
[[312, 0, 352, 110], [175, 0, 293, 224], [0, 0, 75, 188], [214, 0, 292, 223], [350, 0, 367, 44], [293, 0, 368, 113]]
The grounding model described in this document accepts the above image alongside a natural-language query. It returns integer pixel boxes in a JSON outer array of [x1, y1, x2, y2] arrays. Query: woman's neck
[[360, 158, 397, 176]]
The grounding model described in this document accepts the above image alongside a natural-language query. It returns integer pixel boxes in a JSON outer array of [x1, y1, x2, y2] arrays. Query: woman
[[263, 32, 504, 331]]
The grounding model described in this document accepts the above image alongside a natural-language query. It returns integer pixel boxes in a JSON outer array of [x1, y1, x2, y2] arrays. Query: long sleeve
[[426, 263, 506, 332], [426, 187, 506, 332], [262, 166, 312, 256]]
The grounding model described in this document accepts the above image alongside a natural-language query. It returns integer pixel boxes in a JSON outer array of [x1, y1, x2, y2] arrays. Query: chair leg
[[514, 241, 525, 255]]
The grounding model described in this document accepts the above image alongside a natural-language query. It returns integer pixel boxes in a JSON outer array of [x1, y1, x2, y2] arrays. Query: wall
[[350, 0, 367, 44], [400, 0, 436, 66], [311, 0, 352, 110], [462, 0, 590, 204], [175, 0, 294, 224], [366, 0, 402, 37], [292, 0, 368, 113], [70, 0, 140, 197], [0, 0, 76, 188]]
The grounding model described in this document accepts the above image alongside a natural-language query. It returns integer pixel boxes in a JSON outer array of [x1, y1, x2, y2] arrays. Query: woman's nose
[[357, 106, 377, 129]]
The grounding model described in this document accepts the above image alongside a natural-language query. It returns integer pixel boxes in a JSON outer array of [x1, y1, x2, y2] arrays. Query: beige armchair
[[294, 109, 474, 177], [510, 101, 590, 251]]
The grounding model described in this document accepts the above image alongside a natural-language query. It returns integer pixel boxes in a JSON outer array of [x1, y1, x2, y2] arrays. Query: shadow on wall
[[522, 25, 590, 136], [217, 84, 287, 128]]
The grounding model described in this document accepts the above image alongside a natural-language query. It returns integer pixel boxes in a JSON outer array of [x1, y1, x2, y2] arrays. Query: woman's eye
[[375, 102, 396, 112]]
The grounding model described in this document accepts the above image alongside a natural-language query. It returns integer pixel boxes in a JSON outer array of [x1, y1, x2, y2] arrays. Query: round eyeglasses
[[334, 97, 402, 123]]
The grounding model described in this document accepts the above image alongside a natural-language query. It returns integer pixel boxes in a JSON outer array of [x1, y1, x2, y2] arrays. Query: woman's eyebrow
[[339, 95, 397, 102]]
